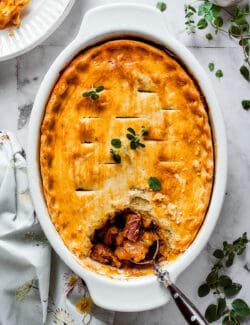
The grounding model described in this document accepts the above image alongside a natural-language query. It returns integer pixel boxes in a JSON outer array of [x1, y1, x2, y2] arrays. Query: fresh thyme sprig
[[198, 232, 250, 324], [126, 126, 148, 150], [82, 85, 104, 100]]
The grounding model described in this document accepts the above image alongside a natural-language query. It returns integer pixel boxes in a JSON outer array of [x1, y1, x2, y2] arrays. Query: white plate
[[0, 0, 75, 61]]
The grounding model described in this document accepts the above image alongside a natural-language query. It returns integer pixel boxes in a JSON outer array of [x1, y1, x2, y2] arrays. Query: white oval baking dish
[[27, 3, 227, 312]]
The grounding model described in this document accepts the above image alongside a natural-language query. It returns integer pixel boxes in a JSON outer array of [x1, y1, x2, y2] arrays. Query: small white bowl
[[27, 3, 227, 312]]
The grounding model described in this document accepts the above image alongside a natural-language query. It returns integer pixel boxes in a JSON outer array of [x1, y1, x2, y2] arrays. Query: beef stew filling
[[90, 210, 162, 268]]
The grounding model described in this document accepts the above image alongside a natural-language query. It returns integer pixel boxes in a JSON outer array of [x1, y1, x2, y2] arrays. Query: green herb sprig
[[198, 232, 250, 324], [184, 1, 250, 78], [184, 4, 197, 34], [82, 85, 104, 100], [110, 126, 148, 163], [126, 126, 148, 150], [184, 1, 250, 110]]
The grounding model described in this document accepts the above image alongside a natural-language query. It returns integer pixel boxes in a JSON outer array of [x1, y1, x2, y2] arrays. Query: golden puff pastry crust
[[0, 0, 30, 29], [40, 40, 214, 272]]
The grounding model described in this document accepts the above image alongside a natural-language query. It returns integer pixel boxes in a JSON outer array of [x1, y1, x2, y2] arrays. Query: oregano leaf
[[240, 65, 250, 81], [205, 304, 219, 322], [218, 275, 232, 288], [224, 283, 242, 297], [206, 271, 218, 285], [197, 18, 208, 29], [208, 62, 215, 71], [242, 100, 250, 110], [148, 177, 162, 191], [127, 127, 136, 135], [213, 249, 224, 259], [111, 138, 122, 148], [232, 299, 250, 317], [217, 297, 226, 317], [198, 283, 210, 297], [156, 2, 167, 12], [206, 33, 213, 40], [215, 69, 223, 78]]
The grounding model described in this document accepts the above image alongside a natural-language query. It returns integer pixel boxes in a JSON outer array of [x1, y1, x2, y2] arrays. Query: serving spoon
[[131, 240, 208, 325]]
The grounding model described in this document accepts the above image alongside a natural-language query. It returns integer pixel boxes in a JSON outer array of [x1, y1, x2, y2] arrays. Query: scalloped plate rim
[[0, 0, 75, 62]]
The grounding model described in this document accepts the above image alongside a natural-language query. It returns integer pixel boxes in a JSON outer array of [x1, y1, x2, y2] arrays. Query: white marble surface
[[0, 0, 250, 324]]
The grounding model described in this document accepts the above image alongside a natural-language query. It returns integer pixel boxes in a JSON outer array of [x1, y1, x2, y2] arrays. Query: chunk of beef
[[123, 212, 141, 242], [91, 243, 121, 268], [104, 226, 119, 246], [115, 230, 125, 246]]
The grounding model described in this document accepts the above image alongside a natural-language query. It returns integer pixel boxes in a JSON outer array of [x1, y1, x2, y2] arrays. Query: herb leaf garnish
[[215, 69, 223, 78], [232, 299, 250, 317], [95, 85, 105, 93], [197, 18, 208, 30], [198, 232, 250, 324], [82, 85, 104, 100], [111, 138, 122, 148], [208, 62, 215, 71], [148, 177, 162, 191], [156, 2, 167, 12], [206, 33, 213, 40], [126, 126, 148, 150], [242, 100, 250, 110], [110, 149, 121, 163], [240, 65, 250, 81]]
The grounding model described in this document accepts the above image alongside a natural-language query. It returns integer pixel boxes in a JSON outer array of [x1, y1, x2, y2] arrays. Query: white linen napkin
[[0, 131, 115, 325]]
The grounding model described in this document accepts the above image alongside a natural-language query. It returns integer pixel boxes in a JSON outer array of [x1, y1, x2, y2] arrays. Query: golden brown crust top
[[40, 40, 214, 275], [0, 0, 30, 29]]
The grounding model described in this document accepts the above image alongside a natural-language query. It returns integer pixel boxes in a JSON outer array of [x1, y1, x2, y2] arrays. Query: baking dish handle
[[76, 3, 170, 41]]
